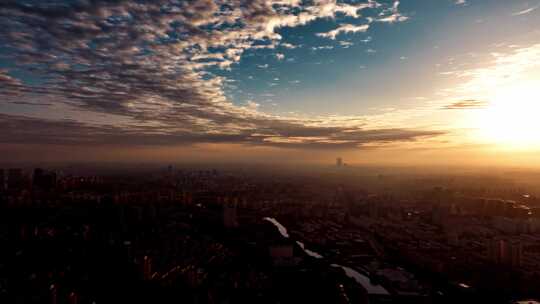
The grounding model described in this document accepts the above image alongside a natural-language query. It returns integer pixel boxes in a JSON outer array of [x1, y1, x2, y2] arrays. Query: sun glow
[[474, 82, 540, 149]]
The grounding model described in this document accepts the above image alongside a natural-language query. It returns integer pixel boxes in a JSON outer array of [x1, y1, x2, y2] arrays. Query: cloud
[[0, 70, 21, 86], [369, 1, 409, 23], [245, 100, 260, 110], [0, 0, 430, 150], [0, 113, 444, 149], [512, 5, 539, 16], [443, 43, 540, 97], [455, 0, 467, 6], [281, 42, 298, 49], [442, 100, 489, 110], [312, 45, 334, 51], [317, 24, 370, 40], [376, 13, 409, 23], [0, 69, 24, 96], [339, 41, 354, 48]]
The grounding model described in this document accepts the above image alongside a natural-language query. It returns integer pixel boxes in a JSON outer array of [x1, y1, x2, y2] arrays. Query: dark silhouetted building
[[7, 168, 24, 190], [143, 255, 152, 280], [223, 199, 238, 228], [0, 169, 5, 191], [33, 168, 57, 190]]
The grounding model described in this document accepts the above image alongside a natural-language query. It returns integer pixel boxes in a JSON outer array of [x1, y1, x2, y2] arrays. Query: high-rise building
[[336, 157, 343, 167], [510, 240, 522, 268], [33, 168, 57, 190], [0, 169, 5, 191], [487, 238, 522, 268], [487, 238, 507, 264], [68, 291, 78, 304], [7, 168, 24, 190], [143, 255, 152, 280], [50, 284, 57, 304]]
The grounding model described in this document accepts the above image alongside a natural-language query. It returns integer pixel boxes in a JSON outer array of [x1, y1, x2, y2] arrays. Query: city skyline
[[1, 0, 540, 166]]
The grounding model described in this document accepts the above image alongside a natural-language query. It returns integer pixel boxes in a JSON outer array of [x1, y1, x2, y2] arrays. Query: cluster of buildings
[[2, 165, 540, 303]]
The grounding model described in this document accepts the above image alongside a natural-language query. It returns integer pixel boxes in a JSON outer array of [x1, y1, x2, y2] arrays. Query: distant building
[[68, 292, 78, 304], [487, 238, 522, 268], [50, 284, 58, 304], [7, 168, 24, 190], [143, 255, 152, 280], [487, 238, 507, 265], [33, 168, 57, 190], [269, 244, 294, 259], [223, 199, 238, 228], [0, 169, 5, 191], [510, 240, 523, 268], [336, 157, 343, 167], [269, 241, 299, 267]]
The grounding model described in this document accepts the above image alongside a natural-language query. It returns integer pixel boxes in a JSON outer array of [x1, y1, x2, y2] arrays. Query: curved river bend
[[263, 217, 389, 296]]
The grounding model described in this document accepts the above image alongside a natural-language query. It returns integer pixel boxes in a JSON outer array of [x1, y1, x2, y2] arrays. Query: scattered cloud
[[375, 14, 409, 23], [317, 24, 370, 40], [512, 4, 540, 16], [312, 45, 335, 51], [339, 41, 354, 48], [281, 42, 298, 49], [442, 100, 489, 110], [369, 1, 409, 23], [443, 44, 540, 96]]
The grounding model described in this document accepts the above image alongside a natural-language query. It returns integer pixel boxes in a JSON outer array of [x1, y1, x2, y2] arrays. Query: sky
[[1, 0, 540, 166]]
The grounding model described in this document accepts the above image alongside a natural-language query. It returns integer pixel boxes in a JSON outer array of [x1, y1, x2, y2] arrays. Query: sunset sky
[[1, 0, 540, 165]]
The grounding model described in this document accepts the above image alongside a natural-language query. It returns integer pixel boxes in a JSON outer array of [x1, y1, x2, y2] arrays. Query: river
[[263, 217, 389, 296]]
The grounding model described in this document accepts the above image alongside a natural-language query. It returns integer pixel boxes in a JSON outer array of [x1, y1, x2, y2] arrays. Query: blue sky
[[1, 0, 540, 163], [218, 0, 540, 115]]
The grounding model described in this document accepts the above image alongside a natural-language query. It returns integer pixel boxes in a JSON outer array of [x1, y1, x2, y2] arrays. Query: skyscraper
[[487, 238, 522, 268], [0, 169, 5, 191], [7, 168, 24, 190]]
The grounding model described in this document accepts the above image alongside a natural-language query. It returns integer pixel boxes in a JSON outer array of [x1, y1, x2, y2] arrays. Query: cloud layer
[[0, 0, 435, 149]]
